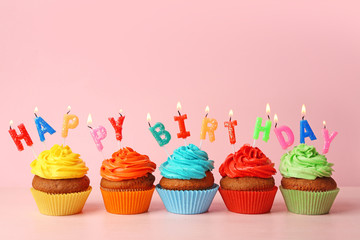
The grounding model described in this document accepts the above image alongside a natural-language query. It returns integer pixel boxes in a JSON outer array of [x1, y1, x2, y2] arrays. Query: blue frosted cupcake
[[156, 144, 219, 214]]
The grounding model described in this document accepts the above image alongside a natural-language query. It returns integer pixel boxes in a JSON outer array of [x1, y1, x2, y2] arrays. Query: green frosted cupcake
[[279, 144, 339, 215]]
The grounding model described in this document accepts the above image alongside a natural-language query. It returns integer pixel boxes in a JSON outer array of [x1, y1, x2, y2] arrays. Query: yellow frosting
[[30, 144, 88, 179]]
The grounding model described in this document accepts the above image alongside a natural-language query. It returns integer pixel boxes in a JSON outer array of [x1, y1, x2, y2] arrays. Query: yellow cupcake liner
[[30, 187, 92, 216], [100, 186, 155, 214]]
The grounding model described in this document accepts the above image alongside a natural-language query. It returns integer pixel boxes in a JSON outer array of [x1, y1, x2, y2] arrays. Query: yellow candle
[[62, 106, 79, 138], [200, 106, 218, 142]]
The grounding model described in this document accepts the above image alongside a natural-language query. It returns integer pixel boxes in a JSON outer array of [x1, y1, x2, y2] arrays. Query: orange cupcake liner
[[219, 186, 278, 214], [100, 186, 155, 214], [30, 187, 92, 216]]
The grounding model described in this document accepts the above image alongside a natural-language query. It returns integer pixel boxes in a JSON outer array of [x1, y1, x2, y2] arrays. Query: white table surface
[[0, 187, 359, 240]]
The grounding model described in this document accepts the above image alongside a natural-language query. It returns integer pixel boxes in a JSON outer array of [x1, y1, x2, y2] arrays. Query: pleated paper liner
[[30, 187, 92, 216], [156, 184, 219, 215], [219, 186, 278, 214], [100, 186, 155, 214], [280, 186, 340, 215]]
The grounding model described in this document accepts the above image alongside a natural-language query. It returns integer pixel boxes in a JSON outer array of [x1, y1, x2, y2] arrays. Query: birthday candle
[[273, 114, 294, 150], [87, 114, 107, 152], [108, 109, 125, 142], [9, 120, 33, 151], [200, 106, 218, 142], [322, 121, 338, 154], [34, 107, 56, 142], [62, 106, 79, 139], [300, 104, 317, 144], [147, 113, 171, 147], [174, 102, 190, 139], [224, 109, 237, 145], [253, 104, 272, 143]]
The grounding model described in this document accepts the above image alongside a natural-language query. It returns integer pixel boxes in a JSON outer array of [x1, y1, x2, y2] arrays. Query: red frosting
[[219, 144, 276, 178]]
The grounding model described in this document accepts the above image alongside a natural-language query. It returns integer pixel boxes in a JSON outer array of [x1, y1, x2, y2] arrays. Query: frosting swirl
[[31, 144, 88, 179], [219, 144, 276, 178], [159, 144, 214, 180], [280, 144, 334, 180], [101, 147, 156, 181]]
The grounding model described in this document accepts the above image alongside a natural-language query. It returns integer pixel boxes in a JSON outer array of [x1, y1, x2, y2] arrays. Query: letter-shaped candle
[[273, 114, 294, 150], [200, 106, 218, 142], [224, 109, 237, 144], [34, 107, 56, 142], [300, 104, 316, 144], [253, 104, 272, 142], [62, 106, 79, 138], [108, 111, 125, 142], [322, 121, 338, 154], [9, 121, 33, 151], [174, 102, 190, 139], [88, 114, 107, 152], [147, 113, 171, 147]]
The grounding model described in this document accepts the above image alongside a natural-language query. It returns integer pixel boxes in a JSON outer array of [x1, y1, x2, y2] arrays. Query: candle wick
[[205, 113, 208, 118], [275, 123, 278, 128], [302, 116, 305, 120], [119, 113, 123, 117], [148, 122, 152, 128], [87, 125, 93, 129], [67, 110, 71, 114], [178, 110, 181, 116], [9, 125, 12, 130], [34, 113, 38, 118], [229, 117, 232, 121], [267, 115, 270, 120]]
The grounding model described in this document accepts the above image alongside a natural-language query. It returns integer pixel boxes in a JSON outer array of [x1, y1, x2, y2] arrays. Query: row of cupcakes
[[9, 104, 339, 216], [28, 141, 338, 216]]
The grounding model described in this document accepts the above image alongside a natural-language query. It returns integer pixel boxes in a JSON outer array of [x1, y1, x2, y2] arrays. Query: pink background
[[1, 1, 359, 188]]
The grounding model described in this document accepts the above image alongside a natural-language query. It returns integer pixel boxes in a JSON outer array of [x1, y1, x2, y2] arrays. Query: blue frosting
[[159, 144, 214, 180]]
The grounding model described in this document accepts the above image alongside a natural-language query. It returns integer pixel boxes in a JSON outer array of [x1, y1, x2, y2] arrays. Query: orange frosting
[[101, 147, 156, 181], [219, 144, 276, 178]]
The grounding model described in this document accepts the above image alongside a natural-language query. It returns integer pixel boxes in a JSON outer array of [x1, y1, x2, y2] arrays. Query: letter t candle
[[224, 109, 237, 153]]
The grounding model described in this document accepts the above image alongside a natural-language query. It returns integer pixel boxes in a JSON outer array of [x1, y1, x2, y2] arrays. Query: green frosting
[[279, 144, 334, 180]]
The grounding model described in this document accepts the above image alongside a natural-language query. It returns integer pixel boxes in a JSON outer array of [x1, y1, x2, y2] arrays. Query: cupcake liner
[[156, 184, 219, 215], [30, 187, 92, 216], [219, 186, 278, 214], [100, 186, 155, 214], [280, 186, 340, 215]]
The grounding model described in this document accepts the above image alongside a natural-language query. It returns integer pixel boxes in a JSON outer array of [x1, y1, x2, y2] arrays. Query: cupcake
[[279, 144, 339, 215], [100, 147, 156, 214], [218, 144, 277, 214], [30, 144, 92, 216], [156, 144, 219, 215]]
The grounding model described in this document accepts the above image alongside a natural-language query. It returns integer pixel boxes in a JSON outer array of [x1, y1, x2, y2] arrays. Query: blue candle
[[34, 107, 56, 142], [300, 105, 317, 144]]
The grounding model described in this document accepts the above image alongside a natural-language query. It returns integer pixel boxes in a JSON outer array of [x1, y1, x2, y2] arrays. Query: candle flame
[[9, 120, 14, 127], [205, 106, 210, 113], [147, 113, 151, 122], [274, 114, 278, 124], [87, 114, 92, 125], [323, 120, 326, 128], [229, 109, 233, 117], [34, 107, 38, 114], [67, 106, 71, 111], [119, 109, 123, 114], [266, 103, 271, 115], [301, 104, 306, 117], [177, 101, 182, 111]]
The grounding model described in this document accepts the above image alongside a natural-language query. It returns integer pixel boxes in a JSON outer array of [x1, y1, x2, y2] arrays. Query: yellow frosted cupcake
[[30, 144, 92, 216]]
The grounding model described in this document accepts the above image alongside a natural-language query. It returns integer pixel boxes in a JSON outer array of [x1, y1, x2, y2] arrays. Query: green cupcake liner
[[280, 186, 339, 215]]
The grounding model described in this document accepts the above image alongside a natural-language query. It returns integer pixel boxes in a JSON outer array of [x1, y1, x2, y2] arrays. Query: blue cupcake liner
[[156, 184, 219, 215]]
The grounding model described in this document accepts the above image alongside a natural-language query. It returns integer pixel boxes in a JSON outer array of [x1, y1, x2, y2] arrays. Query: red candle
[[174, 102, 190, 139], [108, 111, 125, 142], [224, 110, 237, 145], [8, 121, 33, 151]]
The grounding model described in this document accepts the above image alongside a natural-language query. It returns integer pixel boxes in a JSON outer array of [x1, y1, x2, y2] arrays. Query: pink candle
[[273, 114, 294, 150], [87, 114, 107, 152], [322, 121, 338, 154]]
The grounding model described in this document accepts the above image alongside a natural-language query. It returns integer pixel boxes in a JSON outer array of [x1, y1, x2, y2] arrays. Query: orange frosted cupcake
[[100, 147, 156, 214], [218, 144, 277, 214]]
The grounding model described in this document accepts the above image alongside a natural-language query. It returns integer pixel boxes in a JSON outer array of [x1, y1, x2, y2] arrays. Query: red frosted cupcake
[[218, 144, 277, 214]]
